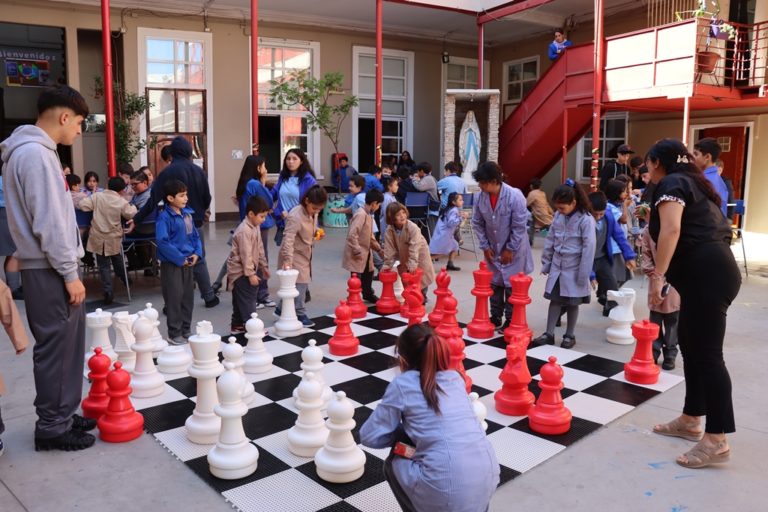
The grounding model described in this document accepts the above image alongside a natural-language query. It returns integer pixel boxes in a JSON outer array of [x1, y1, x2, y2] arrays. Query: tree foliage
[[93, 76, 153, 165]]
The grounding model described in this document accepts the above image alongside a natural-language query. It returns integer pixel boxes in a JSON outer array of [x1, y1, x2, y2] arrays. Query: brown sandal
[[652, 417, 704, 442], [677, 439, 730, 469]]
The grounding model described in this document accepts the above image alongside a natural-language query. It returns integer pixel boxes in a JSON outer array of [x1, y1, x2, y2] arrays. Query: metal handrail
[[694, 18, 768, 89]]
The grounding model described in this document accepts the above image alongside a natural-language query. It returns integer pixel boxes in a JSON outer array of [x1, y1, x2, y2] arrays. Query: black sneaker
[[662, 356, 676, 371], [446, 262, 461, 271], [11, 287, 23, 301], [35, 429, 95, 452], [72, 414, 97, 432], [363, 294, 380, 304], [205, 296, 220, 308], [297, 315, 315, 328], [103, 292, 114, 306], [211, 282, 222, 295], [0, 438, 4, 457], [530, 333, 555, 347], [490, 316, 502, 328], [561, 334, 576, 349]]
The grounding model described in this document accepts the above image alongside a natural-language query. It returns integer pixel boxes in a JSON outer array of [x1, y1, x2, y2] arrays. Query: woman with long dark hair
[[360, 324, 499, 511], [271, 148, 317, 245], [646, 138, 741, 468]]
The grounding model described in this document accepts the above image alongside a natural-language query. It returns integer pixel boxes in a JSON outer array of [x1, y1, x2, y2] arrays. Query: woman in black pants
[[645, 139, 741, 469]]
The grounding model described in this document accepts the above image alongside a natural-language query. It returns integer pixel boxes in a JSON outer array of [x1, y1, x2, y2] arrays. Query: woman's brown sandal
[[652, 417, 704, 442], [677, 439, 730, 469]]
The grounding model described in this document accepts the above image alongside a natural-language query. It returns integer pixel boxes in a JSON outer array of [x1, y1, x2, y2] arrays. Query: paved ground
[[0, 223, 765, 512]]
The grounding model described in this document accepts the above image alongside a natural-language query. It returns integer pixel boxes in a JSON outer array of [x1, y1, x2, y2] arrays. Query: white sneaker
[[254, 303, 265, 310]]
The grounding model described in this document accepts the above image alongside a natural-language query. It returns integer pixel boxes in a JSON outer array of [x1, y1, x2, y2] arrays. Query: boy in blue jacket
[[157, 179, 203, 344]]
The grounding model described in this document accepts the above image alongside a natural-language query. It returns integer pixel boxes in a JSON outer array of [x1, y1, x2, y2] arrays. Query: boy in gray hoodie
[[0, 85, 96, 451]]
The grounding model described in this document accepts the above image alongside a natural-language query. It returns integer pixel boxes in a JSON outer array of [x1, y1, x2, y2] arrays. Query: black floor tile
[[251, 373, 303, 401], [295, 451, 386, 499], [564, 354, 626, 377], [356, 317, 407, 331], [272, 351, 333, 373], [141, 399, 196, 434], [470, 383, 494, 398], [243, 403, 297, 439], [308, 315, 339, 330], [498, 465, 521, 486], [333, 376, 390, 405], [484, 337, 508, 349], [527, 380, 578, 401], [510, 416, 602, 446], [341, 352, 397, 374], [317, 502, 361, 512], [280, 331, 332, 348], [166, 376, 197, 398], [581, 379, 660, 406], [184, 446, 290, 493], [485, 420, 505, 436], [351, 406, 375, 444], [357, 332, 398, 351], [463, 358, 484, 371]]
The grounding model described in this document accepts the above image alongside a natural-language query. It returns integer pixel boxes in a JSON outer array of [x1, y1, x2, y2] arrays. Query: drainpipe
[[477, 21, 484, 88], [590, 0, 605, 191], [251, 0, 259, 154], [101, 0, 117, 177], [375, 0, 383, 166]]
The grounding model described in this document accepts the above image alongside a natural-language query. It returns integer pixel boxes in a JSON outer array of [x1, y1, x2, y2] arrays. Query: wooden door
[[701, 126, 746, 198]]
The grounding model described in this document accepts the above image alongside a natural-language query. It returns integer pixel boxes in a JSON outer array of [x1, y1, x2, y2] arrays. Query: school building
[[1, 0, 767, 233]]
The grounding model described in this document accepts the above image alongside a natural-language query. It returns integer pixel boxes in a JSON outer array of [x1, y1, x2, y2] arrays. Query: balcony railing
[[694, 17, 768, 89]]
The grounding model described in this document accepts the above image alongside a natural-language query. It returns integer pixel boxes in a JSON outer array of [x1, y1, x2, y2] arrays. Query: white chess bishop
[[129, 312, 165, 398], [287, 372, 329, 457], [207, 362, 259, 480], [185, 321, 225, 444], [243, 313, 273, 374], [292, 339, 331, 410], [223, 337, 256, 406], [142, 302, 169, 357], [314, 391, 366, 483], [274, 268, 303, 337]]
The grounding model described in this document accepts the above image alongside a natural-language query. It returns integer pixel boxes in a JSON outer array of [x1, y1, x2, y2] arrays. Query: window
[[147, 89, 205, 133], [446, 62, 478, 90], [257, 46, 312, 110], [146, 39, 204, 87], [717, 136, 731, 152], [577, 113, 629, 180], [353, 47, 414, 172], [502, 57, 539, 119]]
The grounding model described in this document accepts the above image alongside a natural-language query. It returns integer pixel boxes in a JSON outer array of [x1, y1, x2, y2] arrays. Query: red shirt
[[489, 193, 499, 210]]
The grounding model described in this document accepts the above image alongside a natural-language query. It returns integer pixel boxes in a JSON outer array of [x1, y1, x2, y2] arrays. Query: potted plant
[[675, 1, 736, 78]]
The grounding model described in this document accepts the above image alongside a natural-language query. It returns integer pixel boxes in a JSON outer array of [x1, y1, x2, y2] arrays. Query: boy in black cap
[[599, 143, 634, 191]]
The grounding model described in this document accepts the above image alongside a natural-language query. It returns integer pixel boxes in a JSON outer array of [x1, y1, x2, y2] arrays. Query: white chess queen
[[459, 110, 481, 178]]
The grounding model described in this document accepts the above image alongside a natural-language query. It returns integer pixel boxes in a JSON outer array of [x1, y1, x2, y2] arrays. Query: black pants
[[593, 256, 618, 308], [161, 262, 194, 338], [194, 225, 215, 302], [232, 275, 259, 328], [22, 269, 85, 438], [490, 284, 512, 324], [672, 242, 741, 434], [96, 253, 128, 295], [650, 310, 679, 360], [384, 451, 417, 512], [355, 254, 375, 298]]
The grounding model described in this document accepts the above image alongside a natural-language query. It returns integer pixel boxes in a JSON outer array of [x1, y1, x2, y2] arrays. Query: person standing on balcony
[[599, 143, 634, 191], [548, 29, 573, 61], [692, 138, 729, 218]]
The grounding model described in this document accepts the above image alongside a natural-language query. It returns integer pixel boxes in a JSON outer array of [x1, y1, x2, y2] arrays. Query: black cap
[[617, 144, 635, 154]]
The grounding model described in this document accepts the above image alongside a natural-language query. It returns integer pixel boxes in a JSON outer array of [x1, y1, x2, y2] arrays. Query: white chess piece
[[292, 339, 331, 410], [143, 302, 169, 357], [130, 312, 165, 398], [86, 308, 116, 365], [392, 260, 404, 301], [287, 372, 329, 457], [185, 321, 225, 444], [207, 361, 259, 479], [157, 345, 193, 375], [243, 313, 273, 374], [274, 268, 303, 337], [314, 391, 366, 483], [223, 337, 255, 406], [112, 311, 137, 373], [469, 392, 488, 432], [606, 287, 636, 345]]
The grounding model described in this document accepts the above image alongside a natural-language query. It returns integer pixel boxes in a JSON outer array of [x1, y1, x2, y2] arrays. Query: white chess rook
[[224, 337, 256, 406], [274, 268, 303, 337], [606, 287, 636, 345], [157, 345, 192, 375], [292, 339, 331, 410], [469, 392, 488, 432], [186, 321, 225, 444], [287, 372, 329, 457], [315, 391, 366, 483], [243, 313, 273, 374], [143, 302, 169, 357], [86, 308, 116, 365], [130, 312, 165, 398], [208, 361, 259, 480], [112, 311, 137, 373]]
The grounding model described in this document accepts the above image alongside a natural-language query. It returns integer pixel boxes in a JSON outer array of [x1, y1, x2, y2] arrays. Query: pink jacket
[[640, 228, 680, 313]]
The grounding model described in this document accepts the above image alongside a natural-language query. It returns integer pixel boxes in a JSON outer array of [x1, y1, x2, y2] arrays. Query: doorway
[[698, 126, 747, 199], [258, 115, 281, 174]]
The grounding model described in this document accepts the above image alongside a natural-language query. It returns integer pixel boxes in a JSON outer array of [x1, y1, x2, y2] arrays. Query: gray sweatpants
[[22, 269, 85, 439], [194, 225, 215, 302], [295, 282, 309, 317], [161, 262, 194, 338]]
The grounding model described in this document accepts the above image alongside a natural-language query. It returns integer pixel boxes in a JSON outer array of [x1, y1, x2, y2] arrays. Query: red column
[[375, 0, 383, 166], [251, 0, 259, 154], [562, 108, 569, 182], [682, 96, 690, 145], [101, 0, 117, 177], [477, 22, 484, 89], [590, 0, 605, 191]]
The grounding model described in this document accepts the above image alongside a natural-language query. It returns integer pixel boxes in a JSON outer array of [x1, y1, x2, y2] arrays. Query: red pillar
[[477, 22, 484, 89], [590, 0, 605, 191], [682, 95, 691, 145], [251, 0, 259, 154], [375, 0, 383, 166], [101, 0, 117, 177], [562, 108, 568, 182]]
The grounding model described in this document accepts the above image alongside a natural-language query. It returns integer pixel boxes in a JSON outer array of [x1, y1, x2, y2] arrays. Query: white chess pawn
[[143, 303, 169, 357], [157, 345, 193, 375], [185, 321, 225, 444], [606, 287, 636, 345], [469, 392, 488, 432], [130, 312, 165, 398], [243, 313, 273, 374], [292, 339, 331, 410], [274, 268, 303, 337], [112, 311, 136, 373], [207, 361, 259, 480], [315, 391, 366, 483], [223, 337, 256, 406], [287, 372, 329, 457], [86, 308, 116, 365]]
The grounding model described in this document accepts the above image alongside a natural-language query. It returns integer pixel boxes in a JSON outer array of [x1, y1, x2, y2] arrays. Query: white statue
[[459, 110, 481, 181]]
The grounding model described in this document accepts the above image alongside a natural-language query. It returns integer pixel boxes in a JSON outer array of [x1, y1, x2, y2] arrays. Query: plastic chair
[[75, 209, 93, 229], [123, 209, 159, 283], [405, 192, 432, 239], [460, 193, 478, 260], [732, 200, 748, 276]]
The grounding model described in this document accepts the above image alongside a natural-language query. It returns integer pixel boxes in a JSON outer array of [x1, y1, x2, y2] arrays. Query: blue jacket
[[272, 172, 317, 225], [548, 39, 573, 60], [133, 136, 211, 226], [156, 206, 203, 267], [364, 173, 383, 193], [703, 166, 729, 217], [591, 212, 635, 280], [240, 179, 275, 229], [332, 165, 357, 192]]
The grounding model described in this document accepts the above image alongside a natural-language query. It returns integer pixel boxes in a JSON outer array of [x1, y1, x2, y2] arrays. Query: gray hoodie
[[0, 125, 83, 282]]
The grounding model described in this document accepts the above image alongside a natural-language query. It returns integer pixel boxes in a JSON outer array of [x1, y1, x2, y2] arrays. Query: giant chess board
[[117, 307, 682, 512]]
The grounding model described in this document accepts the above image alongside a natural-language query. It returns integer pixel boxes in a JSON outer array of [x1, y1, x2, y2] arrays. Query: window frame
[[502, 56, 540, 117], [574, 112, 629, 182]]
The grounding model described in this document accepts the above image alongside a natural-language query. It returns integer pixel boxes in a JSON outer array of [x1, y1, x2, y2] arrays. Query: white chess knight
[[185, 321, 225, 444], [314, 391, 366, 483], [86, 308, 117, 365], [274, 268, 303, 337], [142, 303, 169, 357], [130, 312, 165, 398], [223, 337, 256, 406], [243, 313, 273, 374], [392, 260, 404, 301], [112, 311, 137, 373], [207, 361, 259, 480], [606, 287, 636, 345], [292, 339, 331, 410], [469, 392, 488, 432], [287, 372, 329, 457]]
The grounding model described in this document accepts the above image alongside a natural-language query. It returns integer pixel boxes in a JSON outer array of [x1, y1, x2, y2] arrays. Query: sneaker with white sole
[[261, 299, 277, 308], [297, 315, 315, 328]]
